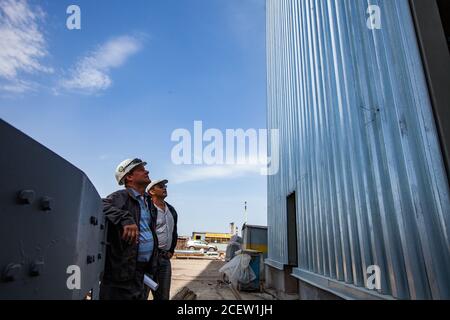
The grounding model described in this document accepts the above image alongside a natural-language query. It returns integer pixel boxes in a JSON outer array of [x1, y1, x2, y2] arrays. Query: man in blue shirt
[[100, 158, 158, 300]]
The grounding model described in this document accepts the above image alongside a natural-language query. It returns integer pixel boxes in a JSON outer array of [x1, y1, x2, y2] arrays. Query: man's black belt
[[157, 249, 171, 257]]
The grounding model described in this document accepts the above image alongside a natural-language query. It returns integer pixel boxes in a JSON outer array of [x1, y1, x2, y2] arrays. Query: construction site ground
[[151, 258, 276, 300]]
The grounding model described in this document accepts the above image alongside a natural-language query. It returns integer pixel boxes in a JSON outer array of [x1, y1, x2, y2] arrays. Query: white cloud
[[0, 0, 52, 92], [170, 153, 269, 184], [169, 148, 273, 184], [171, 164, 263, 184], [0, 79, 35, 93], [61, 36, 142, 93]]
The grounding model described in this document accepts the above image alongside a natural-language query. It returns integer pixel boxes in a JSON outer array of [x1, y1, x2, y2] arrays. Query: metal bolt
[[18, 190, 35, 204], [40, 197, 53, 211], [90, 216, 98, 226], [97, 253, 102, 260], [30, 260, 44, 277], [2, 263, 22, 282]]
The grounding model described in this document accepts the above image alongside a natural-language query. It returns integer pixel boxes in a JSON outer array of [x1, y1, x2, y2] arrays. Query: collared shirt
[[129, 188, 154, 262], [154, 203, 174, 251]]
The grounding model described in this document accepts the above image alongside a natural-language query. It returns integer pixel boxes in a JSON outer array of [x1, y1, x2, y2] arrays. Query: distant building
[[175, 236, 190, 250], [192, 232, 232, 244], [242, 224, 268, 259]]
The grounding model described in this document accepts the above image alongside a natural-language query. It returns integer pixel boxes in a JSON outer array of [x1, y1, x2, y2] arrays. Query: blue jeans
[[152, 252, 172, 300]]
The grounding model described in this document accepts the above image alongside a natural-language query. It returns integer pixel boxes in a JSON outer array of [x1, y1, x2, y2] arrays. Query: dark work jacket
[[102, 189, 159, 284], [149, 201, 179, 254]]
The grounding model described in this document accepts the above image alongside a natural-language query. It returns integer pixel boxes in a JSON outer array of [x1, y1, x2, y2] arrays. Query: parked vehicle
[[187, 239, 217, 252]]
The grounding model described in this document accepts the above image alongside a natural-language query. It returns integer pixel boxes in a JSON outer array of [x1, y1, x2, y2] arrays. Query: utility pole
[[244, 201, 247, 226]]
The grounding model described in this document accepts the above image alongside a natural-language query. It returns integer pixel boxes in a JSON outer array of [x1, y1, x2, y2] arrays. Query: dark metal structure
[[410, 0, 450, 182], [0, 119, 106, 299]]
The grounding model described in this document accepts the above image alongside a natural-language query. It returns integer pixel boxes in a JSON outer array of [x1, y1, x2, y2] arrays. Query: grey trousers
[[152, 253, 172, 300]]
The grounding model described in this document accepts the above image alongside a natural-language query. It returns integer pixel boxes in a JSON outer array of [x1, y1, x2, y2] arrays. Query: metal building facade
[[266, 0, 450, 299]]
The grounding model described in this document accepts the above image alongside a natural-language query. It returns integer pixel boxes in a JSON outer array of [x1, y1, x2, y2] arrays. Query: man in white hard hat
[[146, 179, 178, 300], [100, 158, 158, 300]]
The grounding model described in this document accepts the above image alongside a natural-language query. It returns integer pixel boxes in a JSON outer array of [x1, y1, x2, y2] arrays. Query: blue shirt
[[130, 189, 154, 262]]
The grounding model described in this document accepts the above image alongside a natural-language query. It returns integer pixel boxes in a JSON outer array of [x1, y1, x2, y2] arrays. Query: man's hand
[[122, 224, 139, 244], [167, 252, 173, 259]]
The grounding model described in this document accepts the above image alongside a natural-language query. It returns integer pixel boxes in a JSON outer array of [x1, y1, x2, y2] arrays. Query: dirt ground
[[164, 258, 275, 300]]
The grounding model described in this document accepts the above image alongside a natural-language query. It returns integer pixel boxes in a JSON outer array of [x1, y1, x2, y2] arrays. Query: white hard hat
[[146, 179, 168, 193], [115, 158, 147, 186]]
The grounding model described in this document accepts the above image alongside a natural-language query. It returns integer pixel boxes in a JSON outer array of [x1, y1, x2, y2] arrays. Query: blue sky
[[0, 0, 267, 236]]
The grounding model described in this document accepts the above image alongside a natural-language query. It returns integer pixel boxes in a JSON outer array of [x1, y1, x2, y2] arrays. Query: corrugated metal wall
[[266, 0, 450, 299]]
